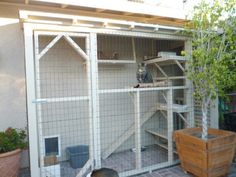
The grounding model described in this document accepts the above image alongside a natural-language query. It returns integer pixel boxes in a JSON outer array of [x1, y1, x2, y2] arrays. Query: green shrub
[[0, 127, 27, 153]]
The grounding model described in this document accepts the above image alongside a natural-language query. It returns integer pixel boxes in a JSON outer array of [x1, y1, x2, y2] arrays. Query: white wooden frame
[[23, 19, 193, 177], [30, 0, 186, 20], [24, 23, 40, 177]]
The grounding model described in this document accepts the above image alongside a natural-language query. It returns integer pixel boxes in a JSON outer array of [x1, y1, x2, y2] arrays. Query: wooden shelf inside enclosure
[[146, 128, 168, 140], [146, 129, 178, 154], [143, 56, 186, 66], [98, 59, 136, 64], [157, 103, 189, 113]]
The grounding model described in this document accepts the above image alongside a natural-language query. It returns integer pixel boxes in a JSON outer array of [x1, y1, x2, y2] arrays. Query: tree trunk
[[201, 102, 208, 140]]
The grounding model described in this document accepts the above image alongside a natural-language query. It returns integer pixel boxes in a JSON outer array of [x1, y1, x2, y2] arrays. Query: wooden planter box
[[174, 127, 236, 177]]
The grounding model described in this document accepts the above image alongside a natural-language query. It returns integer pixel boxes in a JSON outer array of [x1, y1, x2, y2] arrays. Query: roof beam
[[61, 4, 68, 8], [0, 2, 185, 27], [96, 8, 106, 13], [31, 0, 186, 19]]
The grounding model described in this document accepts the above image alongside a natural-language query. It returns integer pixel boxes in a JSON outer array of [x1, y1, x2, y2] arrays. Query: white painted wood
[[85, 33, 94, 171], [36, 96, 89, 103], [160, 110, 167, 119], [34, 31, 46, 172], [30, 0, 186, 19], [18, 22, 188, 41], [134, 91, 141, 169], [37, 34, 63, 60], [102, 104, 157, 159], [132, 37, 137, 63], [167, 89, 173, 163], [174, 60, 185, 72], [144, 56, 186, 65], [157, 103, 189, 113], [161, 91, 167, 102], [35, 31, 89, 37], [98, 60, 136, 64], [155, 76, 186, 80], [76, 159, 91, 177], [63, 35, 89, 60], [19, 10, 184, 30], [176, 112, 190, 126], [89, 33, 101, 168], [99, 86, 187, 94], [146, 129, 167, 139], [23, 23, 40, 177], [154, 63, 167, 77]]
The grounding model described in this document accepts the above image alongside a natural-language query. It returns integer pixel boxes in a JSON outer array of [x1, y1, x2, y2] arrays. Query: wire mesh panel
[[140, 91, 169, 168], [100, 92, 136, 172], [34, 33, 92, 177], [31, 30, 192, 177]]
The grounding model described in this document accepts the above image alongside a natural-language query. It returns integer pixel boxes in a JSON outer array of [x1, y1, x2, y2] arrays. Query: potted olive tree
[[0, 127, 27, 177], [174, 0, 236, 176]]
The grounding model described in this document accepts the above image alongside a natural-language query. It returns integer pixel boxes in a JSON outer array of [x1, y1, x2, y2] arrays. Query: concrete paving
[[19, 163, 236, 177]]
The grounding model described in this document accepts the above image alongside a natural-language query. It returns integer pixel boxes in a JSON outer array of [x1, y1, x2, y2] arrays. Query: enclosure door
[[33, 31, 93, 177]]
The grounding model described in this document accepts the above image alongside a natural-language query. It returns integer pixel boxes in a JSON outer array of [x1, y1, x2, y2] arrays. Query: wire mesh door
[[33, 31, 93, 177]]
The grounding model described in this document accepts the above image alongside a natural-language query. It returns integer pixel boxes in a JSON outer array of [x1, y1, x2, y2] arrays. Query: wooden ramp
[[102, 105, 157, 159]]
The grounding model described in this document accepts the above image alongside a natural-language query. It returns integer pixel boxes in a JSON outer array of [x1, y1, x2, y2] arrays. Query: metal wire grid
[[34, 33, 190, 177]]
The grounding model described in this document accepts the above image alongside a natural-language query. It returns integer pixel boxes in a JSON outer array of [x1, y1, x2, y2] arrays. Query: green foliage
[[0, 127, 27, 153], [185, 0, 236, 104]]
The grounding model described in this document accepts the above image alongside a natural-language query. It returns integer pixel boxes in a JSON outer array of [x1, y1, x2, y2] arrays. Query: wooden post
[[167, 88, 173, 163], [90, 32, 101, 168], [24, 23, 40, 177], [134, 91, 141, 169], [34, 31, 45, 172], [132, 37, 137, 62]]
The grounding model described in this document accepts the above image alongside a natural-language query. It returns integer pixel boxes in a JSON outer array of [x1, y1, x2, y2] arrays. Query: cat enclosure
[[22, 11, 194, 177]]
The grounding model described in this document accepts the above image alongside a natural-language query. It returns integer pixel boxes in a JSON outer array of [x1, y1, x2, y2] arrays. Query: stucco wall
[[0, 21, 29, 167]]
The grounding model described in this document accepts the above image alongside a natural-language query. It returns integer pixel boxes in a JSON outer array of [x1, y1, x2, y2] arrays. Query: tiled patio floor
[[136, 163, 236, 177], [19, 162, 236, 177]]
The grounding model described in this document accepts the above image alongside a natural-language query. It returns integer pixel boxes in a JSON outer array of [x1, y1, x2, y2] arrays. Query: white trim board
[[20, 10, 187, 38], [24, 23, 40, 177], [30, 0, 186, 19], [22, 23, 188, 41]]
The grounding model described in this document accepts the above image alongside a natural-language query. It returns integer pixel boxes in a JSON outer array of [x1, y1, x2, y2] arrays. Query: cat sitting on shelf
[[135, 63, 153, 88], [86, 168, 119, 177]]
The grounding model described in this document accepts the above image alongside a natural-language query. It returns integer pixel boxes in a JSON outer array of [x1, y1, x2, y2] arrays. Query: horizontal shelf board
[[155, 76, 186, 80], [146, 129, 167, 139], [33, 96, 89, 103], [98, 59, 136, 64], [143, 56, 186, 65], [99, 86, 188, 94], [155, 142, 178, 154], [157, 103, 189, 113]]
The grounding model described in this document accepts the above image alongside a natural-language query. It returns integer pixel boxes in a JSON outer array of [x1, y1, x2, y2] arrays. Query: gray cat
[[136, 63, 153, 83]]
